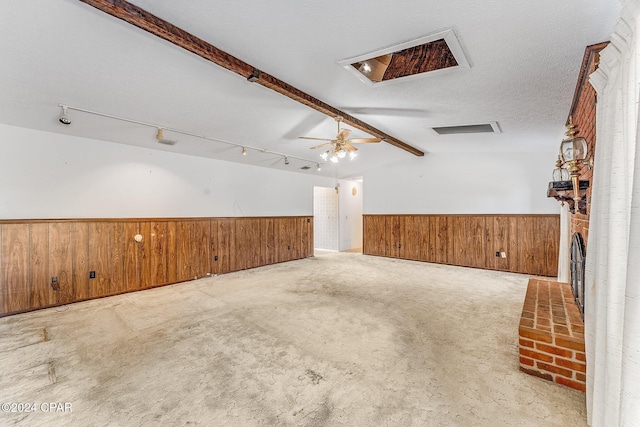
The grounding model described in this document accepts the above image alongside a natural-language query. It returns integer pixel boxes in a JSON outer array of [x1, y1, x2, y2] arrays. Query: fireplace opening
[[570, 233, 586, 318]]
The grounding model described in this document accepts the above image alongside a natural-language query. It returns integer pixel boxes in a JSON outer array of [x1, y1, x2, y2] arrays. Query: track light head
[[284, 156, 289, 165], [58, 106, 71, 125], [242, 147, 247, 156], [317, 163, 321, 171], [156, 128, 177, 145]]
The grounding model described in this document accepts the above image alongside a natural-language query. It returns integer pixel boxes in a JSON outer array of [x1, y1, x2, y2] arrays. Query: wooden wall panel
[[363, 214, 559, 277], [124, 222, 140, 291], [166, 221, 178, 282], [235, 219, 248, 271], [88, 222, 111, 298], [247, 218, 261, 268], [260, 218, 275, 266], [401, 216, 417, 260], [139, 222, 152, 289], [0, 216, 312, 316], [1, 225, 30, 313], [385, 216, 401, 258], [418, 216, 431, 262], [29, 224, 50, 308], [177, 221, 193, 281], [71, 223, 89, 300], [217, 219, 232, 274], [194, 220, 210, 277], [109, 222, 126, 294], [542, 217, 560, 277], [49, 223, 72, 306], [150, 221, 168, 286]]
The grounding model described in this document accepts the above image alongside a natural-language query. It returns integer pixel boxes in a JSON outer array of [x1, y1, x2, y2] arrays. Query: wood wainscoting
[[0, 216, 313, 317], [363, 214, 559, 276]]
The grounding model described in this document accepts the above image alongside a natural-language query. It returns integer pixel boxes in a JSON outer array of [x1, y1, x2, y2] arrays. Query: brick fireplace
[[519, 42, 606, 391]]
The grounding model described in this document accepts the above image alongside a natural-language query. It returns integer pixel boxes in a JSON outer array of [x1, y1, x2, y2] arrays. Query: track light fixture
[[56, 103, 322, 171], [58, 106, 71, 125], [317, 163, 321, 171]]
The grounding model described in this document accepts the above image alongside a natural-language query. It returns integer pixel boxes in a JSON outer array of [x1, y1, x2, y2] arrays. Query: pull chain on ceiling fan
[[298, 116, 381, 163]]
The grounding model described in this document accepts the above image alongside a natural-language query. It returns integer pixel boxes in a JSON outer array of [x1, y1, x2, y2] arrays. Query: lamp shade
[[560, 136, 588, 163], [552, 166, 570, 181]]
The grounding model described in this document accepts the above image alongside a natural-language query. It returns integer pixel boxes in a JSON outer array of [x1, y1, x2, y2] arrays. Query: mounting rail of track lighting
[[57, 104, 324, 169]]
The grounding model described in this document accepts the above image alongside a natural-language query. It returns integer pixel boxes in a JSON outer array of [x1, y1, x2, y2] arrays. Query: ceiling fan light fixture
[[320, 151, 329, 161], [337, 149, 347, 159], [350, 151, 358, 160], [330, 155, 339, 163]]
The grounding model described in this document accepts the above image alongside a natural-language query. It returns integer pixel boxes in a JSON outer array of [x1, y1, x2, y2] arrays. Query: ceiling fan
[[298, 116, 381, 162]]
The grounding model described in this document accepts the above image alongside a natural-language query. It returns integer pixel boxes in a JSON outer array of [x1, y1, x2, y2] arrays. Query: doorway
[[313, 186, 339, 252]]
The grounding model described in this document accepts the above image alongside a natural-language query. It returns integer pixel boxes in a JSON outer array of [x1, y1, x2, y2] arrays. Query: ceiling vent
[[338, 29, 469, 87], [432, 122, 501, 135]]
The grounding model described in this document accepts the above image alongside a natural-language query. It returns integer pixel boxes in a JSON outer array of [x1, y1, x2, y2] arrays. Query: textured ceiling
[[0, 0, 620, 178]]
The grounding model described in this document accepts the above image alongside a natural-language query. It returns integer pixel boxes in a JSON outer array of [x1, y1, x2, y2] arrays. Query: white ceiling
[[0, 0, 620, 179]]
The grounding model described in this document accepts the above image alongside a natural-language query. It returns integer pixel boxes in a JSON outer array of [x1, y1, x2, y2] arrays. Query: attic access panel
[[338, 29, 469, 86]]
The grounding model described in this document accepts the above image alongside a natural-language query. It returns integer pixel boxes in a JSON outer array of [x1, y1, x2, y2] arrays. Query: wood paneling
[[363, 214, 559, 277], [1, 225, 30, 313], [109, 222, 127, 294], [383, 39, 458, 81], [0, 216, 312, 316], [89, 222, 111, 298], [124, 222, 139, 291], [150, 221, 168, 286], [71, 223, 89, 300], [30, 224, 50, 308], [49, 223, 72, 306]]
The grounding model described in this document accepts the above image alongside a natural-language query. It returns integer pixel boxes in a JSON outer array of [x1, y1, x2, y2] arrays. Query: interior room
[[0, 1, 638, 426]]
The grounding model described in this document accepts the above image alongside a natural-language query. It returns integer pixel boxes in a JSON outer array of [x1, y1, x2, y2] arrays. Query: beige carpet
[[0, 252, 586, 426]]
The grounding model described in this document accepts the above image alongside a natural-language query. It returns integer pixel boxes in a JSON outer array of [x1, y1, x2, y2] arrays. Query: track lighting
[[317, 163, 321, 171], [56, 103, 320, 168], [58, 106, 71, 125]]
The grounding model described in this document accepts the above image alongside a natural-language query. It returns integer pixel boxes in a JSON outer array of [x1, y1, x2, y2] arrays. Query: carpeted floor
[[0, 252, 586, 426]]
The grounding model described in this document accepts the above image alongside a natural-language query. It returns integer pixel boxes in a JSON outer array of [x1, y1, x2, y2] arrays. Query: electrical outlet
[[306, 218, 311, 223], [495, 252, 500, 257], [51, 277, 60, 291], [500, 252, 507, 258], [287, 245, 291, 250], [214, 255, 219, 261], [89, 271, 96, 279]]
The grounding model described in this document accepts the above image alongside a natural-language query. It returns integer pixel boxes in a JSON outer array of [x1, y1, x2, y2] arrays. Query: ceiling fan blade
[[337, 128, 352, 139], [298, 136, 333, 141], [310, 143, 332, 149], [344, 143, 358, 152], [347, 138, 382, 144]]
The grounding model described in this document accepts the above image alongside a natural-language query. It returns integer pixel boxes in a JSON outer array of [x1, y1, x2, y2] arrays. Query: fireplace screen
[[570, 233, 586, 319]]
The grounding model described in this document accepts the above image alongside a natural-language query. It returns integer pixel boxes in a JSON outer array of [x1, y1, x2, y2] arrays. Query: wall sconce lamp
[[559, 118, 588, 208], [547, 117, 591, 214]]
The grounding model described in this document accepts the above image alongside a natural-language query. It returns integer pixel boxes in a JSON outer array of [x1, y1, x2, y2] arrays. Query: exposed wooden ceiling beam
[[78, 0, 424, 157]]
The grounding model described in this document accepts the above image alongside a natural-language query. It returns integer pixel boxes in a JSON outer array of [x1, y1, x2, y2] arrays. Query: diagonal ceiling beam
[[78, 0, 424, 157]]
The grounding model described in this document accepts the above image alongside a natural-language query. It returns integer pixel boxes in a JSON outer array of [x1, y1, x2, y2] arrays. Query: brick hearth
[[518, 278, 586, 392]]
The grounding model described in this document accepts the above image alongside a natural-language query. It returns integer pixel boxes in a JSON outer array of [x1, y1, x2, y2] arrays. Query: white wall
[[338, 180, 363, 251], [0, 124, 338, 219], [362, 152, 560, 214]]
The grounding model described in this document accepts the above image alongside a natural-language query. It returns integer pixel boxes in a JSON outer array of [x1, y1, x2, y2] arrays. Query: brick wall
[[567, 44, 607, 248], [519, 278, 586, 391]]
